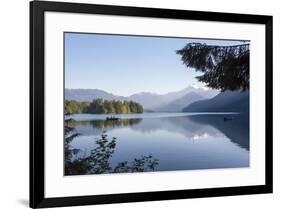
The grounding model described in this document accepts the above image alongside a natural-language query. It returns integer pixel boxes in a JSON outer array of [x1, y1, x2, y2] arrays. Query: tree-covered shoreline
[[65, 98, 143, 114]]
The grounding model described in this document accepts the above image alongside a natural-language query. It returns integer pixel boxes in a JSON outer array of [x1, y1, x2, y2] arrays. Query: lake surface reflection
[[64, 112, 249, 175]]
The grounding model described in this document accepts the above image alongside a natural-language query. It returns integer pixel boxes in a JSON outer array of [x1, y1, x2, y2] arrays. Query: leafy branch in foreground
[[64, 127, 159, 175], [177, 43, 249, 91]]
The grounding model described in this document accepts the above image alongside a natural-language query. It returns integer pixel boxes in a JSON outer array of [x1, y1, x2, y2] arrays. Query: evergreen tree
[[177, 42, 249, 91], [65, 98, 143, 114]]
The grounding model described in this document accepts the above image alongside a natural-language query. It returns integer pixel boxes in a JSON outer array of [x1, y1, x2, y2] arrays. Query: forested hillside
[[65, 99, 143, 114]]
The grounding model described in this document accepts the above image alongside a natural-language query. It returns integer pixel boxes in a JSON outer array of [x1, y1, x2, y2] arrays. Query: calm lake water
[[64, 112, 249, 175]]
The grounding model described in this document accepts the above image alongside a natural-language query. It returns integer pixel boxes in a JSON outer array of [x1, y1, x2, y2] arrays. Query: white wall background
[[0, 0, 279, 208]]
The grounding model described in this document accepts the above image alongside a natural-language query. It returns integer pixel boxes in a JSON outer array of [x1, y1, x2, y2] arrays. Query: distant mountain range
[[65, 89, 126, 101], [65, 88, 249, 113], [65, 86, 219, 111], [154, 92, 205, 112], [183, 90, 249, 113]]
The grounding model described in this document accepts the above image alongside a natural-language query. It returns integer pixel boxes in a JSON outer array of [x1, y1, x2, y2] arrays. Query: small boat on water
[[223, 117, 233, 122], [106, 116, 120, 121], [65, 118, 75, 123]]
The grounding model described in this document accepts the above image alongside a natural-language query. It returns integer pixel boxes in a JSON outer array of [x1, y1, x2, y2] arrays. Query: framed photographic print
[[30, 0, 273, 208]]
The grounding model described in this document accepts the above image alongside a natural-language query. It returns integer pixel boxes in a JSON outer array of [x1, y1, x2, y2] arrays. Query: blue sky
[[65, 33, 244, 96]]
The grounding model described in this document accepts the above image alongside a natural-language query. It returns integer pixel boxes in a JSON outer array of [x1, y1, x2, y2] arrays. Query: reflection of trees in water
[[66, 118, 142, 129], [91, 118, 142, 129], [64, 125, 158, 175]]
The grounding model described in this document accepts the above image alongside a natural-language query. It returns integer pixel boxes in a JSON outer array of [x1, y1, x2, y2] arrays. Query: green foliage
[[64, 127, 159, 175], [177, 43, 249, 91], [65, 99, 144, 114], [64, 100, 90, 115]]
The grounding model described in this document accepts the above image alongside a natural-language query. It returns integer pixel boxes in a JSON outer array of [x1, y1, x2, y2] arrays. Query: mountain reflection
[[67, 114, 249, 151], [65, 113, 249, 173], [188, 114, 249, 150]]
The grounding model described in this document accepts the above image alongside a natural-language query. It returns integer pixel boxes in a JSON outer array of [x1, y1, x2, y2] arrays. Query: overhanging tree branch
[[176, 43, 249, 91]]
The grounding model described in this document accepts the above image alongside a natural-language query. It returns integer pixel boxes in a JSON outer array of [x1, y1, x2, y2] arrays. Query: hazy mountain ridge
[[65, 86, 219, 111], [129, 92, 166, 109], [183, 90, 249, 113], [65, 89, 126, 101], [154, 92, 205, 112], [129, 86, 218, 109]]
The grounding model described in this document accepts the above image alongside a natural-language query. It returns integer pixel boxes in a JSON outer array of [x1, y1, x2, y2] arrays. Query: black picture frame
[[30, 1, 273, 208]]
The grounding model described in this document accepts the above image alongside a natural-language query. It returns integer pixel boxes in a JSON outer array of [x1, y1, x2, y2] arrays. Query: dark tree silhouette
[[177, 43, 249, 91], [64, 125, 159, 175]]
